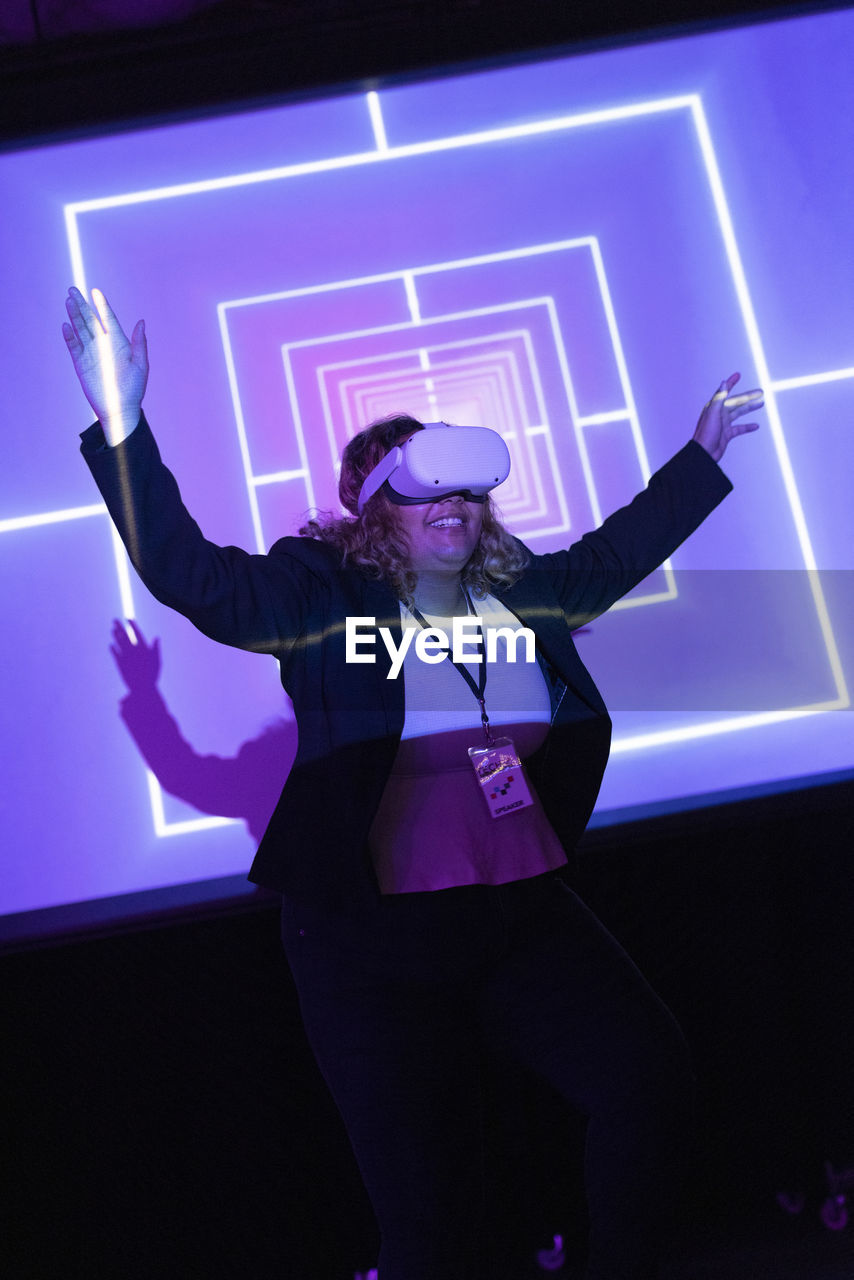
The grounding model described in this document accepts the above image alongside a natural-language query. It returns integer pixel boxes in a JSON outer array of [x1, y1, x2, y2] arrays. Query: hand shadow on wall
[[110, 619, 296, 843]]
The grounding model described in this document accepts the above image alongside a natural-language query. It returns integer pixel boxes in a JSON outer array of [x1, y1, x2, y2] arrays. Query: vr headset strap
[[357, 445, 403, 513]]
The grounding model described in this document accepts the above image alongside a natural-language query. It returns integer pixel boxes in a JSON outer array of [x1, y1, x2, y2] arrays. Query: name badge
[[468, 736, 534, 819]]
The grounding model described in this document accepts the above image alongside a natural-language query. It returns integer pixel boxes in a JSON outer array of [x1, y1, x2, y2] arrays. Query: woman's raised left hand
[[693, 372, 764, 461]]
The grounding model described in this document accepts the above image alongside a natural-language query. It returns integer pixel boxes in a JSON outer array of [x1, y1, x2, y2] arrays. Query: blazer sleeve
[[80, 413, 318, 654], [530, 440, 733, 628]]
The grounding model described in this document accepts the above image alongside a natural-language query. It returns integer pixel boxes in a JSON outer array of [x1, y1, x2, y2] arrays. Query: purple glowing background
[[1, 9, 852, 929]]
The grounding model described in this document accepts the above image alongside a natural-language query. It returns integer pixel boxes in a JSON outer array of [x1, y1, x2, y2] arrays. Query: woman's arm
[[532, 373, 763, 627], [66, 288, 316, 653]]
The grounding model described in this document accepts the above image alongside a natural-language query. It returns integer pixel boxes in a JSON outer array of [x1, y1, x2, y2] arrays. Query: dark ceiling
[[0, 0, 843, 147]]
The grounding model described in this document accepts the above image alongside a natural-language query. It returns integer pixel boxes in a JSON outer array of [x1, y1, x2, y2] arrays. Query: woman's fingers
[[129, 318, 149, 376], [723, 390, 764, 416], [66, 286, 129, 347], [61, 320, 82, 356], [64, 299, 88, 350], [91, 287, 127, 341], [707, 373, 739, 411], [66, 286, 97, 340], [694, 371, 763, 460]]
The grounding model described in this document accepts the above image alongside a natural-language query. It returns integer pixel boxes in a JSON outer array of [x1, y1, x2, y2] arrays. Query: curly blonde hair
[[298, 414, 529, 606]]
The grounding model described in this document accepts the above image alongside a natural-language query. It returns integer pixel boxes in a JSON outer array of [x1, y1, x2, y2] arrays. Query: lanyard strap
[[406, 586, 494, 744]]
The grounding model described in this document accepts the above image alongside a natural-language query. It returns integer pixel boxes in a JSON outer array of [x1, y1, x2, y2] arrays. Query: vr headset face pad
[[358, 422, 511, 511]]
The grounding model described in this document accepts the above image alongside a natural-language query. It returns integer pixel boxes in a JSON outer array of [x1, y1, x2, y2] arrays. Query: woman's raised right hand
[[63, 286, 148, 445]]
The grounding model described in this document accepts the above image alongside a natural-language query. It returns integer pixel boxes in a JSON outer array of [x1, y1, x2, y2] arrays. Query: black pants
[[281, 871, 695, 1280]]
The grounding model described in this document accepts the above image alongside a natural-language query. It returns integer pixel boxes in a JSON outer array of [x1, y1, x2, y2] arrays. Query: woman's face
[[395, 494, 484, 577]]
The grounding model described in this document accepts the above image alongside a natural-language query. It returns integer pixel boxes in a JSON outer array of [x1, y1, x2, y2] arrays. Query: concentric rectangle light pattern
[[64, 89, 848, 828], [2, 8, 852, 927]]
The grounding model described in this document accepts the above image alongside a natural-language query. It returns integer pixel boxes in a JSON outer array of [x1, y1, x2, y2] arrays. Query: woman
[[64, 285, 762, 1279]]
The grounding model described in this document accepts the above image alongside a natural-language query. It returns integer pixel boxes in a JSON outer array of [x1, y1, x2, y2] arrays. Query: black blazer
[[82, 416, 732, 908]]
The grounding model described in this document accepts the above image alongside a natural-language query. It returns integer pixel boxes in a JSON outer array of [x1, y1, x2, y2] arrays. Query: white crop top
[[398, 593, 552, 749], [368, 593, 568, 893]]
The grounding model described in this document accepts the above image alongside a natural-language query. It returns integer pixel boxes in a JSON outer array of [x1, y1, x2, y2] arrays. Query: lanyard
[[406, 585, 494, 744]]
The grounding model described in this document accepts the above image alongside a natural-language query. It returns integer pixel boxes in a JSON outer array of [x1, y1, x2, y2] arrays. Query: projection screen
[[1, 5, 852, 943]]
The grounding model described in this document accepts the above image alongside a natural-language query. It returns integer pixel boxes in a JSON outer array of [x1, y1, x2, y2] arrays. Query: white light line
[[147, 769, 166, 831], [319, 343, 540, 514], [327, 357, 519, 479], [253, 468, 309, 486], [691, 96, 848, 710], [588, 239, 651, 480], [418, 349, 438, 417], [312, 327, 535, 373], [66, 151, 383, 213], [347, 359, 538, 513], [336, 360, 509, 407], [216, 303, 267, 553], [500, 346, 540, 514], [771, 368, 854, 391], [547, 256, 676, 595], [522, 413, 561, 528], [158, 816, 236, 835], [0, 502, 105, 534], [65, 207, 86, 293], [65, 96, 696, 216], [0, 500, 140, 631], [91, 290, 124, 446], [292, 308, 559, 519], [335, 358, 419, 438], [403, 272, 421, 324], [510, 328, 553, 514], [109, 523, 137, 625], [520, 329, 549, 427], [147, 768, 236, 836], [542, 295, 601, 525], [611, 699, 848, 755], [329, 348, 516, 383], [577, 410, 631, 426], [222, 240, 595, 311], [367, 91, 388, 152], [277, 293, 580, 538], [281, 347, 318, 515], [490, 355, 541, 517], [316, 345, 344, 446], [340, 364, 502, 406], [343, 366, 516, 495], [611, 584, 676, 611], [159, 817, 237, 835], [517, 522, 580, 541], [279, 296, 555, 351], [512, 327, 569, 522]]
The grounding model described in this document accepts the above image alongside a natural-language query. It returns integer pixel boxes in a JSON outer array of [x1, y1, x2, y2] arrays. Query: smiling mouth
[[427, 515, 466, 529]]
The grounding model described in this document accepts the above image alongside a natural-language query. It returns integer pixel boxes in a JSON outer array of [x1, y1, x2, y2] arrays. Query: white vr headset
[[357, 421, 511, 514]]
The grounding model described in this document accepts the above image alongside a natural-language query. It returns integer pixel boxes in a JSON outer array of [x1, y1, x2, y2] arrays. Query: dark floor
[[6, 802, 854, 1280], [663, 1218, 854, 1280], [495, 1217, 854, 1280], [473, 1203, 854, 1280]]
